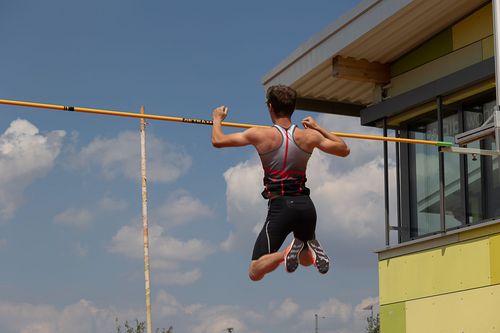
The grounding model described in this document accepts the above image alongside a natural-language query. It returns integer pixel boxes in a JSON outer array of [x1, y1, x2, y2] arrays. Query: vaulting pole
[[140, 106, 153, 333], [0, 98, 453, 147]]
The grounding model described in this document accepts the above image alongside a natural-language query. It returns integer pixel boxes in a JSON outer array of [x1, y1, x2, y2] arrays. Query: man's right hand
[[301, 116, 321, 131]]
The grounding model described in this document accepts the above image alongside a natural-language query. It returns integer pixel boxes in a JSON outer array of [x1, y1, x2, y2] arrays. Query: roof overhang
[[262, 0, 489, 115]]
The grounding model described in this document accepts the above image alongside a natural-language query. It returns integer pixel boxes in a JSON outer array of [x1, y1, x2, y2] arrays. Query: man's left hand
[[212, 106, 228, 123]]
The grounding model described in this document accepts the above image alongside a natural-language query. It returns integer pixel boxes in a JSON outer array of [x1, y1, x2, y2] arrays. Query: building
[[262, 0, 500, 332]]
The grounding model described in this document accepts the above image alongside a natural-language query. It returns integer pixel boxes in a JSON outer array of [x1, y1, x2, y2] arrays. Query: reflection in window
[[406, 96, 499, 239], [409, 110, 463, 237], [464, 100, 500, 222]]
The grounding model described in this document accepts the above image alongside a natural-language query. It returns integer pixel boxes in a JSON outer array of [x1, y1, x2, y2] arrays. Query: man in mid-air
[[212, 85, 350, 281]]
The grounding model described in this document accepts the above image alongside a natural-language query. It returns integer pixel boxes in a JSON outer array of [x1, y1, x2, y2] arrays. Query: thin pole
[[140, 106, 153, 333], [383, 119, 390, 246], [395, 132, 402, 243], [0, 98, 453, 147], [437, 97, 446, 233], [492, 0, 500, 103], [315, 314, 318, 333]]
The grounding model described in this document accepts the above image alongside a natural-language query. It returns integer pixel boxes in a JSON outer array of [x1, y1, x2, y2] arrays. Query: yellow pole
[[0, 98, 453, 147]]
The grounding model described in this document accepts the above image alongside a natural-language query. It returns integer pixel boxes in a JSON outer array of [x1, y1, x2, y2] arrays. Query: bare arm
[[211, 106, 258, 148], [302, 116, 350, 157]]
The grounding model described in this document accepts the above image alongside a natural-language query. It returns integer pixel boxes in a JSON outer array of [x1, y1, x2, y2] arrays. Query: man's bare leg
[[248, 251, 285, 281]]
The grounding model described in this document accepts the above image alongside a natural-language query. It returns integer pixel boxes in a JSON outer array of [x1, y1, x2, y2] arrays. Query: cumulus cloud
[[0, 292, 379, 333], [72, 241, 89, 257], [110, 224, 215, 262], [301, 298, 352, 324], [271, 297, 299, 320], [0, 119, 65, 220], [0, 299, 124, 333], [221, 157, 267, 252], [70, 131, 191, 183], [108, 190, 216, 286], [155, 192, 214, 228], [155, 269, 202, 286], [99, 196, 127, 211], [53, 195, 129, 229], [53, 208, 94, 227], [109, 220, 215, 285]]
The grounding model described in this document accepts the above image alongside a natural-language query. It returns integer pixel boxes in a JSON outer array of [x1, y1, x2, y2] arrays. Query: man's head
[[266, 85, 297, 118]]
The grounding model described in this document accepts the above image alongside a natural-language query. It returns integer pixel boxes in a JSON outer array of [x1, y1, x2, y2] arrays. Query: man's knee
[[248, 264, 263, 282], [248, 271, 263, 281]]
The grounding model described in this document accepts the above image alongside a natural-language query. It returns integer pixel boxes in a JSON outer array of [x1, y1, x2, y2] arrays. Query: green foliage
[[365, 313, 380, 333], [115, 318, 172, 333]]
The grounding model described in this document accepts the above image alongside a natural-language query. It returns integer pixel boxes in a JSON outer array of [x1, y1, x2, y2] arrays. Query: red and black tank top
[[259, 124, 312, 199]]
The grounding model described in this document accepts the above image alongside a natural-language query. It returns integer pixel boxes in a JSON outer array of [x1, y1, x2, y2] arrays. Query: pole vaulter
[[0, 98, 453, 147]]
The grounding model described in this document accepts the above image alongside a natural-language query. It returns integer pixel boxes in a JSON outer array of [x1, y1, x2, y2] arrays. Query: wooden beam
[[332, 56, 390, 84]]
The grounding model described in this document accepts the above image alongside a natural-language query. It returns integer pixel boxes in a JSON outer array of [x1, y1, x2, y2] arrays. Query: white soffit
[[262, 0, 489, 106]]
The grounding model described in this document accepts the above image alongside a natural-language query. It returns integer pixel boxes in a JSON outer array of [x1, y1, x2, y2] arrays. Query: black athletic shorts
[[251, 195, 317, 260]]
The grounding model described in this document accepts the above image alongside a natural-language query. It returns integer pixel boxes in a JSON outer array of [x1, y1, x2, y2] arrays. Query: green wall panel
[[390, 29, 452, 77]]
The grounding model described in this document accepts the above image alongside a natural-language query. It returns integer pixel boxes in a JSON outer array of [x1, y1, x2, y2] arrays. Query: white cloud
[[72, 242, 88, 257], [53, 208, 94, 227], [154, 269, 202, 286], [155, 192, 214, 228], [221, 157, 267, 252], [308, 155, 393, 239], [301, 298, 353, 324], [0, 119, 65, 220], [110, 224, 215, 262], [192, 314, 246, 333], [271, 298, 299, 320], [0, 299, 123, 333], [99, 196, 127, 211], [0, 292, 379, 333], [108, 190, 216, 286], [109, 222, 215, 286], [70, 131, 191, 183]]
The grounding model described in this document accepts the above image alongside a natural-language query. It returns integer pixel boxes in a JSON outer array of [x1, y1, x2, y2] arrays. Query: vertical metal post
[[140, 106, 153, 333], [458, 105, 470, 225], [315, 314, 318, 333], [383, 118, 390, 246], [437, 97, 446, 233], [395, 132, 402, 243], [493, 0, 500, 103]]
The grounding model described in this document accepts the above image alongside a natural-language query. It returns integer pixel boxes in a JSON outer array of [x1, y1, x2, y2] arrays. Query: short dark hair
[[266, 85, 297, 117]]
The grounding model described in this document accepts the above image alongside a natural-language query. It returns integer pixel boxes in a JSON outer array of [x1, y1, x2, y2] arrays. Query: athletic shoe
[[284, 238, 304, 273], [307, 239, 330, 274]]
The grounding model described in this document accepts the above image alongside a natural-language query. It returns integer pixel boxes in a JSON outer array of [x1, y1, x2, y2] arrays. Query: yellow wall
[[379, 236, 492, 305], [379, 223, 500, 333], [406, 284, 500, 333]]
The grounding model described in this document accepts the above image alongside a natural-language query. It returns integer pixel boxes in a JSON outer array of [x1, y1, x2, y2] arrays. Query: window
[[407, 109, 463, 236], [403, 92, 499, 239]]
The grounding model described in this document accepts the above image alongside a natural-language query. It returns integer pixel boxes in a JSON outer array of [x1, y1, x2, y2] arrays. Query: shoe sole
[[308, 240, 330, 274], [285, 239, 304, 273]]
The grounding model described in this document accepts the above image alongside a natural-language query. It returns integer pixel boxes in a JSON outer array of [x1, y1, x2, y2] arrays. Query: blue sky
[[0, 1, 395, 332]]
